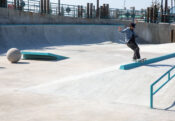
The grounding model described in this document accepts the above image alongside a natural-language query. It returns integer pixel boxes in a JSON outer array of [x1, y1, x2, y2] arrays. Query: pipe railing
[[150, 66, 175, 108]]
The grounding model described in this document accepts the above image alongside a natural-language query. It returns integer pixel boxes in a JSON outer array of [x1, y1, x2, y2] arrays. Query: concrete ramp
[[21, 51, 68, 60], [0, 24, 125, 54], [1, 36, 175, 120]]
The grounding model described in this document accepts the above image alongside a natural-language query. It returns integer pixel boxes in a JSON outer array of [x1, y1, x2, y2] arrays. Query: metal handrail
[[150, 66, 175, 108]]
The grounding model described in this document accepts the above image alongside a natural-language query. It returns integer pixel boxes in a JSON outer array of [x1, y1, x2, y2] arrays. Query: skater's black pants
[[127, 41, 140, 60]]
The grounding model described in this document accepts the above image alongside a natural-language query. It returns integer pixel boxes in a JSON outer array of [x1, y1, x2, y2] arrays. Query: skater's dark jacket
[[121, 27, 138, 43]]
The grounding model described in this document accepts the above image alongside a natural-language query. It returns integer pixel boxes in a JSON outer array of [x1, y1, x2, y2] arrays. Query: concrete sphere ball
[[7, 48, 21, 63]]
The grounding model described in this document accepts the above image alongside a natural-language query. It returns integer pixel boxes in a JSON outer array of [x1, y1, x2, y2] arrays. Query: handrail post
[[168, 72, 170, 80], [150, 85, 153, 108]]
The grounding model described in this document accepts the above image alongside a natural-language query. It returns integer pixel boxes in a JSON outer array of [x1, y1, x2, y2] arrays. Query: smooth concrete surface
[[0, 24, 175, 120], [1, 40, 175, 121], [0, 24, 128, 54], [135, 22, 171, 44], [0, 7, 174, 44]]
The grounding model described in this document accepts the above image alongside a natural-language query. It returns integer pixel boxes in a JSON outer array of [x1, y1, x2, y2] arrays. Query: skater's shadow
[[144, 64, 175, 68]]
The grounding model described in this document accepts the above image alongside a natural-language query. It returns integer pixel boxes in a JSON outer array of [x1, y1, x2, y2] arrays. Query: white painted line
[[24, 65, 121, 90]]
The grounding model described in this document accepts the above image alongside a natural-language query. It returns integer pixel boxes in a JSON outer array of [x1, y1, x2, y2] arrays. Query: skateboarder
[[118, 23, 141, 62]]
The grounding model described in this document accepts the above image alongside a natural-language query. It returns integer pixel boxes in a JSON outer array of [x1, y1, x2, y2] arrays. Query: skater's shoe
[[136, 59, 142, 62], [136, 58, 146, 63], [132, 59, 137, 62]]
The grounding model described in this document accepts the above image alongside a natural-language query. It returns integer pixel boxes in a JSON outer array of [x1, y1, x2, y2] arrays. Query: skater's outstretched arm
[[118, 27, 129, 33]]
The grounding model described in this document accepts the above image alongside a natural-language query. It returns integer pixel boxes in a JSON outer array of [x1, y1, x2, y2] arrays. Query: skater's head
[[129, 23, 136, 30]]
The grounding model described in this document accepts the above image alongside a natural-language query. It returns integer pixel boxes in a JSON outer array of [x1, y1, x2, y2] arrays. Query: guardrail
[[150, 66, 175, 108]]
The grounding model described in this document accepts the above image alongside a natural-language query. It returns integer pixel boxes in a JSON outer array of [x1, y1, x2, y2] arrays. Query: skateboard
[[137, 58, 147, 63]]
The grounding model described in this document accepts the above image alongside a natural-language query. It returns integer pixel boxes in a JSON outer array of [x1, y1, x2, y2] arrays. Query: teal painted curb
[[120, 53, 175, 70], [21, 51, 68, 60]]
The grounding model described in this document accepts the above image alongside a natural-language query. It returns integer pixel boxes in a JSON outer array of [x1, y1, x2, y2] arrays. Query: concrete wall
[[0, 7, 174, 44], [0, 24, 124, 54], [135, 22, 171, 44]]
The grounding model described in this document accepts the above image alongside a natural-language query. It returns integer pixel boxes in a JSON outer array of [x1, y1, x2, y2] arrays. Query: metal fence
[[109, 8, 146, 20], [145, 11, 175, 23], [5, 0, 146, 20]]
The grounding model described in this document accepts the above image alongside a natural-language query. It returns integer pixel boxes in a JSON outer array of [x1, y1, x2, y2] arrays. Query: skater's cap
[[130, 23, 136, 28]]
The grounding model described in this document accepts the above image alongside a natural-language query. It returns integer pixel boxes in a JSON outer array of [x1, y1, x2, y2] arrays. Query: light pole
[[165, 0, 168, 14], [58, 0, 60, 15], [124, 0, 126, 9], [97, 0, 100, 18]]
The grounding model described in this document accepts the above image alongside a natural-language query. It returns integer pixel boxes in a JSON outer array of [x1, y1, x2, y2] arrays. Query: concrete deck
[[1, 42, 175, 121], [0, 24, 175, 121]]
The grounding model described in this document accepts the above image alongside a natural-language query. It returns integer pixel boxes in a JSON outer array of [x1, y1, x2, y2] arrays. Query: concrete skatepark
[[1, 24, 175, 121]]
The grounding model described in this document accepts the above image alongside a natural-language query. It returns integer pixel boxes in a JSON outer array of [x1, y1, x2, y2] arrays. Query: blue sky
[[51, 0, 156, 10]]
